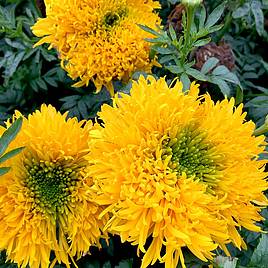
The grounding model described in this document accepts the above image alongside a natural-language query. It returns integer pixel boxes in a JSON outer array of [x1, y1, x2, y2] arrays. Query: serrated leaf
[[205, 2, 226, 28], [0, 117, 23, 157], [201, 57, 219, 74]]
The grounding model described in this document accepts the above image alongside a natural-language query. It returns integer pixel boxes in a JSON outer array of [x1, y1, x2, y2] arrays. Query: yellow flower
[[86, 76, 268, 268], [0, 105, 107, 268], [31, 0, 161, 95]]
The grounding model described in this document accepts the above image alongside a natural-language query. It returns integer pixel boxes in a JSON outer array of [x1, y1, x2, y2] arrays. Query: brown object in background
[[165, 4, 185, 34], [36, 0, 46, 17], [265, 19, 268, 30], [194, 42, 235, 71]]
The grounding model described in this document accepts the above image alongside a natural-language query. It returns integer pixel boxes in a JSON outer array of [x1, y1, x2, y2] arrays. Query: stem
[[215, 11, 232, 43], [181, 6, 195, 64]]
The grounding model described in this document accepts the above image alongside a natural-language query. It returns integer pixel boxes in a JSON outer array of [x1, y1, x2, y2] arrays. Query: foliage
[[0, 0, 68, 121], [0, 0, 267, 267], [0, 117, 23, 176], [140, 2, 242, 95], [60, 87, 112, 120]]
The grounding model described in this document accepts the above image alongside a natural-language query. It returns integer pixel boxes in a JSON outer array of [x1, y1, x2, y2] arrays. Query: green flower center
[[161, 125, 223, 191], [103, 8, 128, 28], [24, 160, 79, 215]]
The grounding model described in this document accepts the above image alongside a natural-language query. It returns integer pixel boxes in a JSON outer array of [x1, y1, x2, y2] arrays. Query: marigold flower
[[0, 105, 107, 268], [87, 76, 268, 268], [31, 0, 161, 95]]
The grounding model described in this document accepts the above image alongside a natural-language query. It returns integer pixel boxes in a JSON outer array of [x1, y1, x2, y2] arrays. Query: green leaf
[[159, 55, 175, 64], [212, 66, 240, 85], [0, 147, 24, 165], [82, 260, 101, 268], [205, 2, 226, 28], [166, 65, 184, 74], [152, 46, 174, 55], [212, 65, 229, 76], [78, 99, 88, 119], [180, 73, 191, 91], [232, 3, 250, 18], [0, 117, 23, 157], [186, 68, 207, 81], [115, 259, 133, 268], [193, 37, 211, 47], [168, 24, 177, 41], [0, 167, 11, 176], [213, 78, 231, 96], [251, 0, 265, 36], [207, 24, 224, 33], [235, 85, 244, 105], [4, 51, 25, 78], [249, 234, 268, 267], [201, 57, 219, 74], [198, 5, 207, 30], [261, 60, 268, 73], [214, 256, 238, 268], [103, 262, 112, 268], [138, 24, 160, 37]]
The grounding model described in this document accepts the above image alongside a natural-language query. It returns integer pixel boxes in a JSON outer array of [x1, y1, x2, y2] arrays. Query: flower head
[[0, 105, 107, 268], [32, 0, 161, 95], [87, 76, 268, 268]]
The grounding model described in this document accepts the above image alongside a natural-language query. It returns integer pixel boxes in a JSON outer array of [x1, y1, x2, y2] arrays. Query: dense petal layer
[[32, 0, 161, 94], [0, 105, 107, 268], [87, 76, 268, 268]]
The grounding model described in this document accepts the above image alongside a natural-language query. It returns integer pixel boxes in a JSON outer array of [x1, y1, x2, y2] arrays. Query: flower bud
[[181, 0, 202, 6]]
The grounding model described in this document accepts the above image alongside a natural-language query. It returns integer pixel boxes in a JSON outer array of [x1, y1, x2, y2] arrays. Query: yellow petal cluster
[[31, 0, 161, 95], [86, 76, 268, 268], [0, 105, 107, 268]]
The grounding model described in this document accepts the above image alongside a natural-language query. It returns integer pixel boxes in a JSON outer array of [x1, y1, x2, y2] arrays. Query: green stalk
[[215, 11, 232, 43], [181, 6, 195, 64]]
